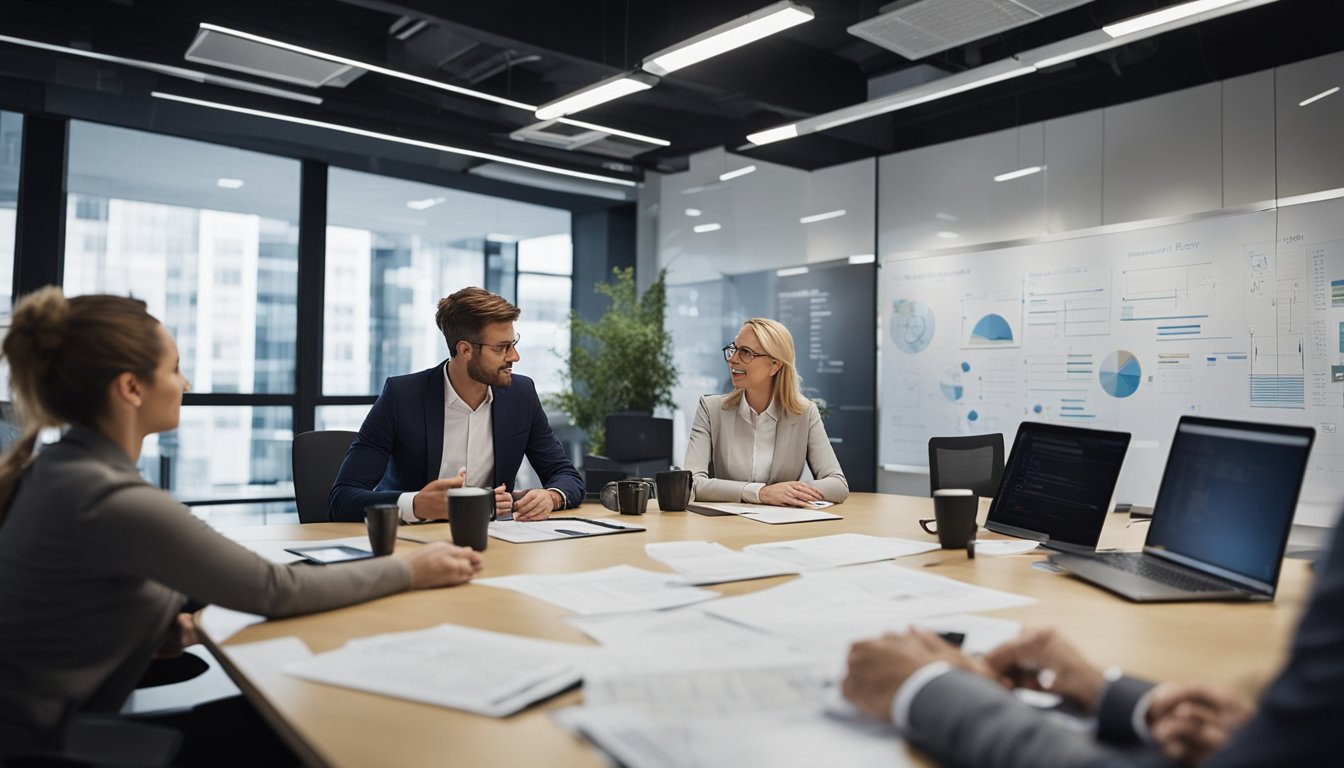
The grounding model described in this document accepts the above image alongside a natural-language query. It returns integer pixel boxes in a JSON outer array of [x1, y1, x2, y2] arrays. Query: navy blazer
[[328, 364, 584, 522]]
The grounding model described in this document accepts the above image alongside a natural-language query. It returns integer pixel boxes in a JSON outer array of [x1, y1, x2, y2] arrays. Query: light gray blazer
[[0, 425, 412, 753], [683, 394, 849, 504]]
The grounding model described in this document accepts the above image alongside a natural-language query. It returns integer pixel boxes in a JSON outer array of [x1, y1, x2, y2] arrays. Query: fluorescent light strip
[[642, 1, 814, 76], [993, 166, 1043, 182], [1300, 86, 1340, 107], [216, 178, 245, 189], [1102, 0, 1245, 38], [799, 209, 846, 224], [719, 165, 757, 181], [535, 72, 656, 120], [685, 208, 703, 217], [936, 231, 960, 239], [0, 33, 322, 104], [847, 254, 876, 264], [199, 23, 667, 146], [746, 124, 799, 146], [812, 65, 1036, 133], [693, 223, 722, 233], [776, 266, 809, 277], [151, 92, 637, 187]]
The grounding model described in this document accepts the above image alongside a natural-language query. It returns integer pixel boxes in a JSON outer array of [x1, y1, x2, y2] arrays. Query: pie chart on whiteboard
[[1099, 350, 1141, 398]]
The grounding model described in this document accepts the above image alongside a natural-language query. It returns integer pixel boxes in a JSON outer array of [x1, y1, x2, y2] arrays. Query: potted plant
[[547, 266, 678, 456]]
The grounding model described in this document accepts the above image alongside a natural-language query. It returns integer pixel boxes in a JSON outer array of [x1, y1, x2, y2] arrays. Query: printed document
[[283, 623, 592, 717], [688, 501, 841, 524], [644, 541, 796, 584], [743, 533, 939, 570], [476, 564, 720, 615], [489, 518, 644, 543]]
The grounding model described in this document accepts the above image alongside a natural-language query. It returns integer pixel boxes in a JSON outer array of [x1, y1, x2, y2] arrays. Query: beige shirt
[[0, 425, 412, 753]]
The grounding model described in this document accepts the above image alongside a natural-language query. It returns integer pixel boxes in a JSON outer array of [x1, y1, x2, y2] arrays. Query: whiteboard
[[880, 197, 1344, 525]]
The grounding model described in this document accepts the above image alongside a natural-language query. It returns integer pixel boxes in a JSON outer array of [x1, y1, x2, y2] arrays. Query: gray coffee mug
[[655, 469, 692, 511], [364, 504, 399, 556], [616, 479, 652, 515], [447, 487, 494, 551]]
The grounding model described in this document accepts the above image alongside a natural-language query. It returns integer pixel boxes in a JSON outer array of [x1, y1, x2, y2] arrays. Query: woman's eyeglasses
[[722, 344, 772, 363]]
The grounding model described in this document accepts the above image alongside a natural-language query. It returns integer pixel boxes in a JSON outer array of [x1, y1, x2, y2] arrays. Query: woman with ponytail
[[0, 288, 484, 760]]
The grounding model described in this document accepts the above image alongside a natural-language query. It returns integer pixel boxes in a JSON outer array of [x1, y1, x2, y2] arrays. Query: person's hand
[[412, 468, 467, 520], [399, 542, 483, 588], [1147, 683, 1253, 766], [494, 484, 513, 518], [155, 613, 199, 658], [513, 489, 561, 521], [842, 629, 985, 721], [758, 481, 825, 508], [984, 628, 1106, 712]]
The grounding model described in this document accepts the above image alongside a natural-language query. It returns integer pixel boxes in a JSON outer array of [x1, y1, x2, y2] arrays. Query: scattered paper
[[704, 562, 1034, 637], [197, 605, 267, 644], [476, 564, 720, 615], [689, 501, 842, 524], [645, 541, 796, 584], [972, 539, 1041, 557], [490, 518, 645, 543], [283, 624, 592, 717], [744, 534, 939, 570]]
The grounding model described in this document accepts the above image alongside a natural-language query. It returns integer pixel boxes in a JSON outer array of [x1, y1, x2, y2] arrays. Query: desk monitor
[[985, 421, 1131, 553]]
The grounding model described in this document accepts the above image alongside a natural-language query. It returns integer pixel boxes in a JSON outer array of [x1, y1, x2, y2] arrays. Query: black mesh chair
[[292, 430, 357, 523], [927, 433, 1005, 498]]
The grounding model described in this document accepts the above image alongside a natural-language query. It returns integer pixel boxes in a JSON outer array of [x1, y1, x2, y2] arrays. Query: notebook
[[1050, 416, 1315, 602], [984, 421, 1132, 554]]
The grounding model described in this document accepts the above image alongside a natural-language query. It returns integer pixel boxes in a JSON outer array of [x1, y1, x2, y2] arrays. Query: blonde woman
[[684, 318, 848, 506]]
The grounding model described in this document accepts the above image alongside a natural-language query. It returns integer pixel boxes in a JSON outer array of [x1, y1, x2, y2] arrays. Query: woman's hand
[[759, 481, 825, 507], [399, 542, 484, 588]]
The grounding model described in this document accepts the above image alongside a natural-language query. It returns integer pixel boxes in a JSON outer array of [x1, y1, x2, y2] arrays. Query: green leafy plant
[[547, 266, 678, 455]]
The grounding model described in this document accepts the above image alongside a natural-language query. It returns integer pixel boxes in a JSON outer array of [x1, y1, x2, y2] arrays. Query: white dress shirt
[[737, 395, 779, 503], [396, 365, 495, 523]]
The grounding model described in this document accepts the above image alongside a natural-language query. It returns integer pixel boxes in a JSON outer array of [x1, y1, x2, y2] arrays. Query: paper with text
[[689, 501, 842, 524], [476, 564, 719, 615], [744, 533, 939, 570], [644, 541, 797, 584]]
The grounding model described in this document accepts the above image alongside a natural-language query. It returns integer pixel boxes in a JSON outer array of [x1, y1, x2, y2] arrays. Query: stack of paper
[[688, 501, 842, 524], [282, 623, 594, 717], [476, 564, 720, 615], [744, 533, 939, 570], [644, 541, 796, 584], [489, 518, 645, 543]]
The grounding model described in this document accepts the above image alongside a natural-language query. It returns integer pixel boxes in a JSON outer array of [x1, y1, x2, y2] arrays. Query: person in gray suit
[[840, 517, 1344, 767], [684, 318, 848, 507], [0, 288, 484, 761]]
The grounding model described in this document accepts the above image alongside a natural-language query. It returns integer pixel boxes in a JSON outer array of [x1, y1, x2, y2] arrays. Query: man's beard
[[468, 354, 512, 388]]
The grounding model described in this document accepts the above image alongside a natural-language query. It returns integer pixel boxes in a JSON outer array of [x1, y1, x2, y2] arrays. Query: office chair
[[927, 433, 1005, 498], [292, 430, 357, 523]]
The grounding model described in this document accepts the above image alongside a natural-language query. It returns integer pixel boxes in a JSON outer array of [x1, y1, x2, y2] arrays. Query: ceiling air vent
[[849, 0, 1091, 61], [184, 27, 364, 88], [510, 121, 660, 159]]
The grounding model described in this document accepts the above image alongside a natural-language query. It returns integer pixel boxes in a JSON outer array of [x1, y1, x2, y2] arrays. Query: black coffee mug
[[919, 489, 979, 549], [447, 487, 494, 551], [655, 469, 692, 511], [616, 479, 652, 515]]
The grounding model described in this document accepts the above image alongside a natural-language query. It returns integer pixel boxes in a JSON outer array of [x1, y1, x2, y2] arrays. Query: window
[[0, 110, 20, 320], [515, 234, 574, 397], [63, 122, 300, 503], [324, 168, 570, 394]]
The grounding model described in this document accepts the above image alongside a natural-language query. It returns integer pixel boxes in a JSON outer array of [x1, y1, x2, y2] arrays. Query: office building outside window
[[62, 121, 300, 514], [516, 234, 573, 397], [324, 168, 570, 395]]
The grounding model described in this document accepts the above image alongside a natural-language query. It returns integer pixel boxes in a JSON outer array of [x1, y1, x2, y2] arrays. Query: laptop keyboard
[[1103, 554, 1231, 593]]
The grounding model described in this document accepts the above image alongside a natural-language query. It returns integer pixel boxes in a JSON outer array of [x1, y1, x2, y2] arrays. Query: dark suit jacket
[[328, 364, 584, 522], [904, 518, 1344, 768]]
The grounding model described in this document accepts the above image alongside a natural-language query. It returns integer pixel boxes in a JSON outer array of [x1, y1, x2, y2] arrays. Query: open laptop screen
[[986, 422, 1131, 551], [1145, 417, 1315, 591]]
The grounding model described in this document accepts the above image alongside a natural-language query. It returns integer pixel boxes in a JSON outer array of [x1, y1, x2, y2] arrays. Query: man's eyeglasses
[[467, 334, 521, 354], [722, 344, 772, 363]]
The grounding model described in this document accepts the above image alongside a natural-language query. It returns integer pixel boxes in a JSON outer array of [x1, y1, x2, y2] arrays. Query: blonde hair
[[0, 287, 162, 521], [722, 318, 808, 416]]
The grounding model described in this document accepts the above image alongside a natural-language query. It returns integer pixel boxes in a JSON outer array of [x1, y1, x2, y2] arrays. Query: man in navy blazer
[[329, 287, 583, 524]]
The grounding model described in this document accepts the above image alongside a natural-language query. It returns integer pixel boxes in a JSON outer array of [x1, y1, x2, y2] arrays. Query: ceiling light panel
[[849, 0, 1090, 61], [186, 27, 362, 88], [535, 72, 658, 120]]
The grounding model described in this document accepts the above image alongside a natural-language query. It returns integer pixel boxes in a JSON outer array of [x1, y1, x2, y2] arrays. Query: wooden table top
[[202, 493, 1314, 768]]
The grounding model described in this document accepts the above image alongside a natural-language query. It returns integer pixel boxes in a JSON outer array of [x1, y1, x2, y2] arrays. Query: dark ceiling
[[1, 0, 1341, 189]]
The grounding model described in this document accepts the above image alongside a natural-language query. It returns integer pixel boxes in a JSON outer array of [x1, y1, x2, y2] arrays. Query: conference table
[[201, 493, 1315, 767]]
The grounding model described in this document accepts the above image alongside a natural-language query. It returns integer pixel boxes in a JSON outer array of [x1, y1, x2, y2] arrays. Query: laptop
[[1050, 416, 1315, 602], [985, 421, 1132, 554]]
